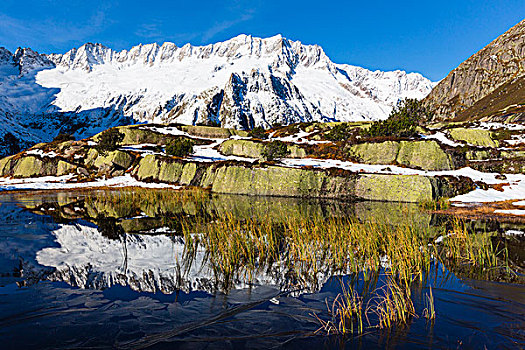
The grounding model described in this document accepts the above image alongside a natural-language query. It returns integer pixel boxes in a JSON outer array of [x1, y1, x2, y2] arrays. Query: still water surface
[[0, 191, 523, 349]]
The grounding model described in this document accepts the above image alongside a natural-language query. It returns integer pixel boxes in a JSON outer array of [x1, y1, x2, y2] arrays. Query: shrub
[[364, 98, 433, 138], [261, 140, 290, 161], [166, 138, 194, 157], [53, 133, 75, 143], [325, 123, 358, 142], [95, 128, 124, 155], [248, 126, 268, 139], [2, 132, 20, 155]]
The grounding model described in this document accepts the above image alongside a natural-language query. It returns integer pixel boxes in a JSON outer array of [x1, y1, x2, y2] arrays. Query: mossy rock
[[465, 150, 493, 160], [181, 125, 249, 139], [349, 141, 399, 164], [220, 139, 265, 158], [204, 165, 357, 198], [134, 155, 200, 184], [349, 140, 452, 171], [448, 128, 499, 147], [0, 155, 15, 176], [57, 161, 77, 176], [117, 126, 167, 145], [355, 174, 434, 203], [12, 156, 57, 178], [220, 139, 306, 159], [397, 141, 453, 171], [500, 150, 525, 159], [93, 150, 133, 170]]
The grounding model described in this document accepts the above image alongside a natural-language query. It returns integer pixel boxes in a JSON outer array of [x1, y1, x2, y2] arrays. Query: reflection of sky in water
[[0, 192, 523, 349]]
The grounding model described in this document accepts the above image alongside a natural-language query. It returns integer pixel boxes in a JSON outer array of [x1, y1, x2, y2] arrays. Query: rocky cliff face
[[0, 34, 434, 156], [425, 19, 525, 122]]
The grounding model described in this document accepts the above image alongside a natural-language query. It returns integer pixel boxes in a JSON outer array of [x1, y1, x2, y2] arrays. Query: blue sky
[[0, 0, 523, 80]]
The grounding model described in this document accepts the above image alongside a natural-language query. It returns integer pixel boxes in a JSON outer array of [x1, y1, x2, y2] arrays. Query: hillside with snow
[[0, 34, 435, 156]]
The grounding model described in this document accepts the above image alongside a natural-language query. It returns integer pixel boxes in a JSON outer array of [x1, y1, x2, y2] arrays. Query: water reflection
[[0, 190, 524, 349], [20, 191, 433, 294]]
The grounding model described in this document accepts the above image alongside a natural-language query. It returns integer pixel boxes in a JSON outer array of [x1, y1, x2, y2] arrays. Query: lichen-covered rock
[[181, 125, 249, 139], [448, 128, 499, 147], [220, 139, 265, 158], [93, 150, 134, 170], [0, 155, 15, 176], [220, 139, 307, 159], [57, 161, 77, 176], [116, 126, 168, 145], [84, 148, 99, 167], [205, 164, 357, 198], [12, 156, 56, 178], [134, 154, 160, 181], [134, 154, 202, 184], [158, 161, 185, 183], [349, 141, 399, 164], [397, 140, 453, 170], [465, 149, 493, 160], [131, 156, 472, 202], [500, 150, 525, 159], [355, 174, 434, 202], [349, 140, 453, 171]]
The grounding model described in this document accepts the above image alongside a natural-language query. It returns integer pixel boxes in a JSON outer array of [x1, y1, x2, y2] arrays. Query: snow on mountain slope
[[0, 34, 435, 155]]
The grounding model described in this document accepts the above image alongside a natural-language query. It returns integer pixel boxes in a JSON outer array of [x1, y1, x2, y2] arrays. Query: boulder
[[355, 174, 434, 202], [220, 139, 307, 159], [349, 140, 453, 171], [448, 128, 499, 147], [204, 164, 357, 198], [0, 155, 15, 176], [57, 161, 77, 176], [134, 154, 201, 184], [181, 125, 249, 139], [397, 140, 453, 170], [93, 150, 134, 170], [349, 141, 399, 164], [12, 156, 57, 177]]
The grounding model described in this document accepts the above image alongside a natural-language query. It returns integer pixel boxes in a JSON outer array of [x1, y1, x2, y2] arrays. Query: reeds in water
[[313, 282, 364, 335]]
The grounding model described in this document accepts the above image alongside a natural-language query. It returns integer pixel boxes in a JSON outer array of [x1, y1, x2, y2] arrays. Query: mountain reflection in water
[[0, 190, 523, 349]]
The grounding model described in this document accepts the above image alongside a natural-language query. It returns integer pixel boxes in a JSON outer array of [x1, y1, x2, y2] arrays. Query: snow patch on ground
[[421, 132, 462, 147], [26, 149, 58, 158], [0, 174, 179, 191], [494, 209, 525, 216], [190, 139, 257, 163]]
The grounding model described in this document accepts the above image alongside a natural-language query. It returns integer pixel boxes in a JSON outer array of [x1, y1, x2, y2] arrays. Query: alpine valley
[[1, 16, 525, 350]]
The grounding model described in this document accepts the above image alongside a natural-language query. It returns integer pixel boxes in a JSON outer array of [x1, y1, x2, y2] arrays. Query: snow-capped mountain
[[0, 34, 435, 155]]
